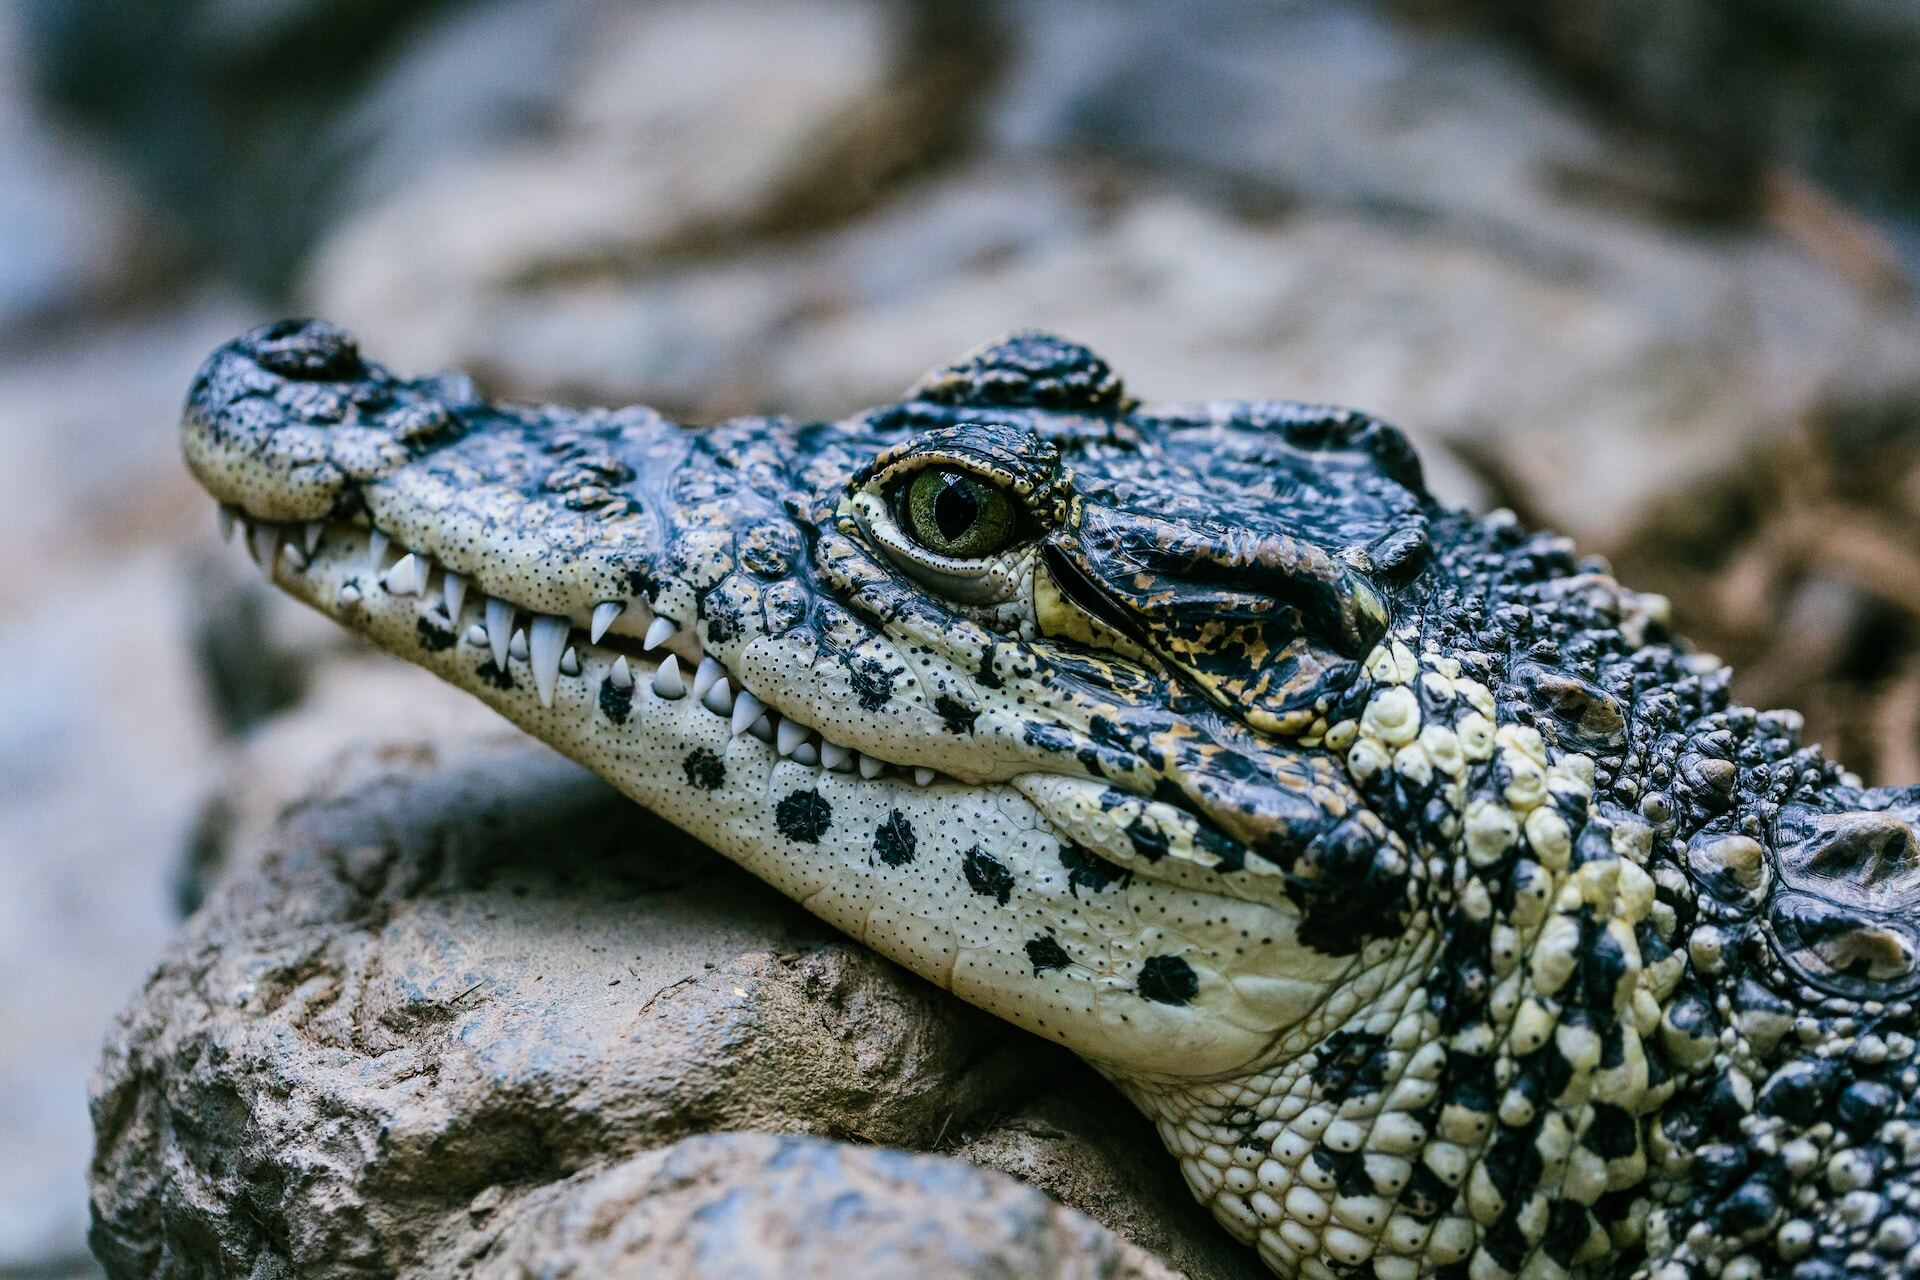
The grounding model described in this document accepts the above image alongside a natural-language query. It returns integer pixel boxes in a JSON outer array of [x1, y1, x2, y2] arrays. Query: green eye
[[903, 467, 1018, 558]]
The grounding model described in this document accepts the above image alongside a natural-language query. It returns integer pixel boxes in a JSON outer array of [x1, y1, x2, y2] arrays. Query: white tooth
[[510, 629, 529, 661], [591, 602, 624, 644], [217, 506, 237, 541], [643, 616, 677, 651], [337, 583, 362, 606], [443, 571, 468, 620], [485, 598, 514, 669], [820, 741, 852, 772], [280, 539, 308, 570], [651, 654, 684, 699], [611, 655, 635, 690], [731, 690, 765, 737], [692, 657, 724, 699], [857, 753, 885, 780], [369, 529, 390, 570], [530, 615, 569, 706], [385, 553, 426, 596], [701, 677, 734, 717], [560, 646, 581, 677], [914, 767, 936, 786], [248, 522, 280, 566], [302, 522, 324, 556], [791, 743, 819, 766], [776, 719, 810, 756], [748, 713, 776, 743], [464, 623, 488, 647]]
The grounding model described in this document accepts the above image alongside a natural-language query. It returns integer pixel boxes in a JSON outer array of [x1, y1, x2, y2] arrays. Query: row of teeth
[[220, 507, 938, 786]]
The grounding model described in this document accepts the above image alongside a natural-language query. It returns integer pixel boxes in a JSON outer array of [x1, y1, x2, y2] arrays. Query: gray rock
[[468, 1132, 1179, 1280], [0, 7, 152, 336], [90, 707, 1261, 1277], [297, 0, 1920, 551]]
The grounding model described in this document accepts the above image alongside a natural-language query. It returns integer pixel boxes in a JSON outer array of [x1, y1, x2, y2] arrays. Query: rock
[[0, 553, 221, 1277], [0, 6, 154, 337], [957, 1091, 1269, 1280], [467, 1132, 1178, 1279], [91, 714, 1259, 1277], [303, 0, 975, 378], [296, 0, 1920, 550], [1466, 0, 1920, 220]]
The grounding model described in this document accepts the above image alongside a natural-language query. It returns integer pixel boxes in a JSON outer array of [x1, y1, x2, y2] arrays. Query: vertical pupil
[[932, 475, 979, 542]]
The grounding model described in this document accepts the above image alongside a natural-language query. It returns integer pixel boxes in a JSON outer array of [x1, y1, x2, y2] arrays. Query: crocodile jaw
[[227, 516, 1359, 1079]]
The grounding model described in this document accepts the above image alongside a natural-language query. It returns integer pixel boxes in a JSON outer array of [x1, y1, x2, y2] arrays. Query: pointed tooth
[[217, 506, 237, 541], [529, 615, 569, 706], [791, 742, 819, 766], [651, 654, 685, 699], [820, 741, 852, 772], [776, 719, 810, 756], [590, 601, 624, 643], [701, 677, 734, 717], [385, 552, 426, 596], [559, 646, 581, 677], [369, 529, 390, 570], [914, 767, 936, 786], [748, 713, 776, 743], [337, 583, 362, 606], [464, 623, 488, 647], [510, 629, 529, 661], [485, 598, 514, 669], [443, 571, 468, 620], [731, 690, 765, 737], [857, 753, 885, 780], [610, 655, 635, 690], [248, 522, 280, 566], [693, 657, 725, 699], [302, 521, 324, 556], [280, 538, 308, 570], [643, 616, 677, 651]]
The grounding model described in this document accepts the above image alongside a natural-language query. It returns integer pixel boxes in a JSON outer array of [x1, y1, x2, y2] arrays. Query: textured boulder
[[89, 689, 1264, 1279], [470, 1132, 1176, 1279]]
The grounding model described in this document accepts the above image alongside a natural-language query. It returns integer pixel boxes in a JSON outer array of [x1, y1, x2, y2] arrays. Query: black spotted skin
[[181, 321, 1920, 1278]]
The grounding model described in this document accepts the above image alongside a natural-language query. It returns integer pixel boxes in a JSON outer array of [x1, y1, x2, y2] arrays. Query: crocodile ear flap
[[1768, 802, 1920, 998]]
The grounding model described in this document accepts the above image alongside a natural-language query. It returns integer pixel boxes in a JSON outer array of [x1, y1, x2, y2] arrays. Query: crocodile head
[[184, 319, 1920, 1279]]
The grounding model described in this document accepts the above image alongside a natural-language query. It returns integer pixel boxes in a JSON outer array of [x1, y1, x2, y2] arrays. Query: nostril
[[248, 319, 363, 382]]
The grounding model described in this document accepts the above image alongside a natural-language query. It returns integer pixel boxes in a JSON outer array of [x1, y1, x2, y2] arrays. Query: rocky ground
[[5, 1, 1920, 1276]]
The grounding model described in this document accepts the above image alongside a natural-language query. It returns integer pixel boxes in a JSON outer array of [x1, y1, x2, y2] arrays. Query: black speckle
[[1137, 954, 1197, 1005], [599, 676, 633, 723], [415, 614, 456, 652], [1059, 843, 1130, 896], [874, 810, 917, 867], [776, 788, 833, 843], [1023, 722, 1075, 756], [705, 602, 742, 644], [1310, 1030, 1389, 1101], [934, 694, 979, 735], [1025, 935, 1070, 974], [1125, 818, 1169, 862], [850, 657, 897, 711], [476, 660, 514, 690], [683, 748, 725, 791], [962, 847, 1014, 905]]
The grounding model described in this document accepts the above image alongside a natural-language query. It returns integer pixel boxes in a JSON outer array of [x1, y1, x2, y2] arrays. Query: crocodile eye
[[902, 468, 1017, 559]]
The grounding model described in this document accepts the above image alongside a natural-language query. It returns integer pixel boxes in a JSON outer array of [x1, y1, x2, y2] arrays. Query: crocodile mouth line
[[215, 504, 946, 786]]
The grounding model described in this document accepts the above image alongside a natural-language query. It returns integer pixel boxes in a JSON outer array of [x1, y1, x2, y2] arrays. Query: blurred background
[[4, 0, 1920, 1273]]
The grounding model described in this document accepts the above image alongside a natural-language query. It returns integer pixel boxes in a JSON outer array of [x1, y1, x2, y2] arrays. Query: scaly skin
[[182, 320, 1920, 1280]]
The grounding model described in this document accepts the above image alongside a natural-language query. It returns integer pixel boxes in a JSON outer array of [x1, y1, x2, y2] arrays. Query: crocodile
[[181, 319, 1920, 1280]]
